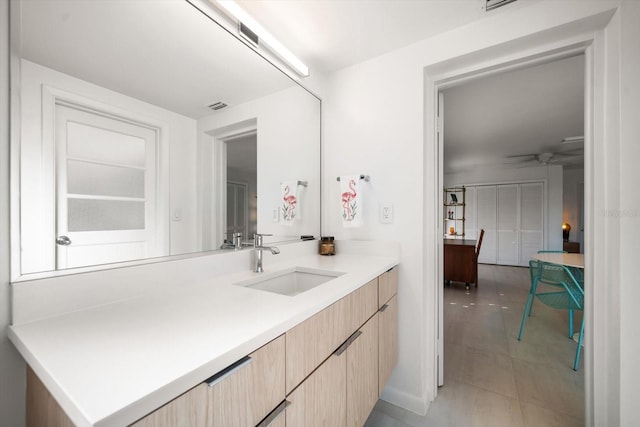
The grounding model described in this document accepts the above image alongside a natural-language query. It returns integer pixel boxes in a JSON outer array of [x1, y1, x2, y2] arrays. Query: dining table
[[531, 252, 584, 269]]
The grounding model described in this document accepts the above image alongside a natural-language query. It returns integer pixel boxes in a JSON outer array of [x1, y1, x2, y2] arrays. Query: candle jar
[[319, 236, 335, 255], [449, 227, 455, 235]]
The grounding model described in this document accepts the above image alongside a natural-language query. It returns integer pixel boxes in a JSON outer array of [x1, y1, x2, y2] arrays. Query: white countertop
[[9, 252, 398, 426]]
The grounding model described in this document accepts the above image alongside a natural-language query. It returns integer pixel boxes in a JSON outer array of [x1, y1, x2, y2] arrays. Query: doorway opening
[[224, 132, 258, 243], [427, 42, 595, 423]]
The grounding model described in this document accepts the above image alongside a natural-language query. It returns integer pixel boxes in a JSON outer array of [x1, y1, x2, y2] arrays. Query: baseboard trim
[[379, 385, 429, 416]]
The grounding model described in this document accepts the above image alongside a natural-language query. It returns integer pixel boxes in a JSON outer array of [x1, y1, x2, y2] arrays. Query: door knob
[[56, 235, 72, 246]]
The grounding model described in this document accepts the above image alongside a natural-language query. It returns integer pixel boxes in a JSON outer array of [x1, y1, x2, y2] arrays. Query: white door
[[226, 181, 249, 240], [496, 184, 519, 265], [519, 182, 544, 265], [476, 186, 497, 264], [55, 103, 159, 269]]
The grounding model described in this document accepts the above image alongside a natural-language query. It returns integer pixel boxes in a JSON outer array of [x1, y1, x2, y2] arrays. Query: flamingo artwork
[[341, 179, 358, 221], [282, 184, 297, 222]]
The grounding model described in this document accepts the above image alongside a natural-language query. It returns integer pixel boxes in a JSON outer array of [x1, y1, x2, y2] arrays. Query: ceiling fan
[[506, 136, 584, 166]]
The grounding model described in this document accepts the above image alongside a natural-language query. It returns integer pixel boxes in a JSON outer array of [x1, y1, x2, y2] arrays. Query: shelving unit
[[444, 186, 465, 239]]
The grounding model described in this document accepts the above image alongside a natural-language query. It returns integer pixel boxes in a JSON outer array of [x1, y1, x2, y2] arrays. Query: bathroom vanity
[[9, 242, 398, 426]]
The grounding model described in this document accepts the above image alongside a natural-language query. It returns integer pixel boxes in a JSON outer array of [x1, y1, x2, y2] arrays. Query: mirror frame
[[9, 0, 322, 282]]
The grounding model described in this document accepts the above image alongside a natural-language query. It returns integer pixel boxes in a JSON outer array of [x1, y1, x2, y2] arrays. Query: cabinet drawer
[[378, 295, 398, 395], [286, 278, 377, 394], [378, 267, 398, 307], [286, 348, 347, 427], [133, 334, 285, 427]]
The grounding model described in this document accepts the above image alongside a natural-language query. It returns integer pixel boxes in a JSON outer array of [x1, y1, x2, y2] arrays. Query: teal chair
[[518, 260, 585, 370], [525, 253, 574, 332], [536, 249, 583, 289]]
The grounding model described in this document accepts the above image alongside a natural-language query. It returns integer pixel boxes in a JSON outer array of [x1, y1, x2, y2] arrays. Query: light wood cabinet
[[346, 314, 379, 427], [27, 267, 398, 427], [378, 295, 398, 395], [287, 314, 379, 427], [285, 278, 377, 394], [286, 347, 347, 427], [133, 334, 285, 426], [378, 267, 398, 308], [27, 367, 75, 427]]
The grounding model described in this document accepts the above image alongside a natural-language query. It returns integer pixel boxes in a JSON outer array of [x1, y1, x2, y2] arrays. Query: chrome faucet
[[220, 232, 251, 250], [253, 233, 280, 273]]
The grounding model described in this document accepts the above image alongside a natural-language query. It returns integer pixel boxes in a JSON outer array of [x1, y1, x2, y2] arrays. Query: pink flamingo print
[[341, 179, 357, 220], [282, 185, 297, 220]]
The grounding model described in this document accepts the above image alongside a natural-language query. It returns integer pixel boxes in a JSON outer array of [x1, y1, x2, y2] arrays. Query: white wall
[[445, 164, 564, 251], [18, 60, 198, 275], [2, 2, 637, 427], [563, 168, 584, 251], [616, 2, 640, 425], [1, 0, 26, 423], [322, 0, 628, 419], [197, 85, 321, 247]]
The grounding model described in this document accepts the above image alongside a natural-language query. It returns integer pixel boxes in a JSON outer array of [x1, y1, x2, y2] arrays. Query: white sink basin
[[234, 267, 345, 296]]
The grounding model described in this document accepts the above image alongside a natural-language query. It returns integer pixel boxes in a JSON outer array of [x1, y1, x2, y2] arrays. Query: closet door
[[476, 186, 497, 264], [496, 185, 519, 265], [464, 187, 477, 239], [519, 183, 544, 266]]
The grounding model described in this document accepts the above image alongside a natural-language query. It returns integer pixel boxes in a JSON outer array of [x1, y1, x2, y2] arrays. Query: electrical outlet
[[380, 203, 393, 224], [272, 207, 280, 223]]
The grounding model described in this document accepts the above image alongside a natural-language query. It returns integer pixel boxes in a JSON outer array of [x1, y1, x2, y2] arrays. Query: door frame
[[12, 85, 170, 279], [425, 30, 609, 425]]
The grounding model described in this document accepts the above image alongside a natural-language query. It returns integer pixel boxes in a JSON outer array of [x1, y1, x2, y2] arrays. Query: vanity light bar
[[213, 0, 310, 77]]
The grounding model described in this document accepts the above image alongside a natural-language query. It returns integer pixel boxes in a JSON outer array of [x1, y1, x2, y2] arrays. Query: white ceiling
[[20, 0, 296, 119], [21, 0, 584, 172], [237, 0, 492, 74], [443, 55, 585, 173], [237, 0, 583, 173]]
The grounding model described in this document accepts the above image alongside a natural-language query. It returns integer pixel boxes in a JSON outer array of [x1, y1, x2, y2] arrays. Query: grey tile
[[424, 380, 524, 427], [512, 357, 585, 420], [374, 399, 407, 420], [521, 401, 584, 427], [382, 264, 584, 427], [445, 344, 519, 398], [402, 409, 427, 427]]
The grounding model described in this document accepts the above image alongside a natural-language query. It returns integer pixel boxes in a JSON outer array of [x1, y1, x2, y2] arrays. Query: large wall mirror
[[10, 0, 321, 280]]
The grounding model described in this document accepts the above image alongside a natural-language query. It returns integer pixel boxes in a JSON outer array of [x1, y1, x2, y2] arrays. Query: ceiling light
[[213, 0, 309, 77]]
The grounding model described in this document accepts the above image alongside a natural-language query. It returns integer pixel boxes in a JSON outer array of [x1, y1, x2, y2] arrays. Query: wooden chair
[[473, 229, 485, 288]]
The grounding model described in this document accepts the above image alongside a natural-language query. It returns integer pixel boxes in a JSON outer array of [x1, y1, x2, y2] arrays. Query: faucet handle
[[253, 233, 273, 247]]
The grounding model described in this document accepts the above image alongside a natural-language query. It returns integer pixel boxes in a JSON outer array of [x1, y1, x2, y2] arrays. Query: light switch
[[380, 203, 393, 224]]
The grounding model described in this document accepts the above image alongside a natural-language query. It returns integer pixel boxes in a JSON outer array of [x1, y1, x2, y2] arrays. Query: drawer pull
[[333, 330, 363, 356], [379, 303, 389, 312], [257, 400, 289, 427], [205, 356, 252, 387]]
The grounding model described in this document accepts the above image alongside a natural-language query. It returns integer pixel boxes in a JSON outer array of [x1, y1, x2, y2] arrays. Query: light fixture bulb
[[214, 0, 310, 77]]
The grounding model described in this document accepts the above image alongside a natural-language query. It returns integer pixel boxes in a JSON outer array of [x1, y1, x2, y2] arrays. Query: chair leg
[[518, 294, 535, 341], [526, 279, 539, 317], [573, 316, 585, 371], [568, 309, 574, 339]]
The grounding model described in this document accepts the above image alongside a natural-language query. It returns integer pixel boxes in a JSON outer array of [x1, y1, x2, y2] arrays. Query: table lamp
[[562, 223, 571, 242]]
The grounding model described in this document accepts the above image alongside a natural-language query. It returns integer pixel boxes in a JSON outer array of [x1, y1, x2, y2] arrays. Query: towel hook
[[297, 180, 308, 187], [336, 174, 370, 182]]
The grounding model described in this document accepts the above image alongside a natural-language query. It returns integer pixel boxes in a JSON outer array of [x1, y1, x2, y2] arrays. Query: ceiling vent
[[485, 0, 518, 11], [239, 22, 259, 46], [207, 101, 228, 111]]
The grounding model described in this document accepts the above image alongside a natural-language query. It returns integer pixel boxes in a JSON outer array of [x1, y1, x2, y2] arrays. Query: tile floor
[[365, 264, 585, 427]]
